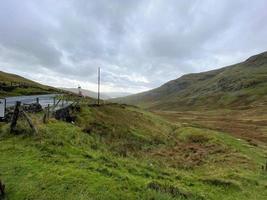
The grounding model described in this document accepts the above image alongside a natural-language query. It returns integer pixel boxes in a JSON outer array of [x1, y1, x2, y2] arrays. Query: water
[[5, 94, 60, 108]]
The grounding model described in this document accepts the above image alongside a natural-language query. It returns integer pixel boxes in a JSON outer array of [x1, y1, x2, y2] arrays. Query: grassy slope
[[0, 71, 60, 97], [0, 104, 266, 200], [113, 51, 267, 110]]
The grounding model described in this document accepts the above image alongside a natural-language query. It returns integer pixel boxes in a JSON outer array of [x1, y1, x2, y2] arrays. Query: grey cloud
[[0, 0, 267, 93], [0, 0, 62, 69]]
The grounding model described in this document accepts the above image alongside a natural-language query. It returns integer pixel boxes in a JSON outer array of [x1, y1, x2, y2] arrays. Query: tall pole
[[98, 67, 100, 105]]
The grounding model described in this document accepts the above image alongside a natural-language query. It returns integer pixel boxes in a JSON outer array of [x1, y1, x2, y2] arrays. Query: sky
[[0, 0, 267, 94]]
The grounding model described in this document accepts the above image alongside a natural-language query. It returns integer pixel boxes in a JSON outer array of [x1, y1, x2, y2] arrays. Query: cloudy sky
[[0, 0, 267, 94]]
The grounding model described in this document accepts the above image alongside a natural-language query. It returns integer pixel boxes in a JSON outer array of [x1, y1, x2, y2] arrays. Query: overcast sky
[[0, 0, 267, 93]]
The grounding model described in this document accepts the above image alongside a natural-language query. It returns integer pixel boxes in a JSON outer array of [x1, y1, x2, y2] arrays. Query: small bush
[[187, 134, 210, 144], [201, 178, 241, 190]]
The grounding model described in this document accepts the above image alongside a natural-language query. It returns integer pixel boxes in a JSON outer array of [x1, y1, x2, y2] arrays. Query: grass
[[0, 71, 60, 98], [0, 104, 267, 199]]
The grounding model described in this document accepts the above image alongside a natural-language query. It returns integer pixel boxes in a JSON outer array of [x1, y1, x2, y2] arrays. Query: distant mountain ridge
[[60, 87, 131, 99], [0, 70, 131, 99], [113, 51, 267, 110]]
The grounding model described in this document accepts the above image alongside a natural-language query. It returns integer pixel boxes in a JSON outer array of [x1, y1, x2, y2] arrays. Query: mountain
[[106, 92, 132, 98], [0, 70, 47, 86], [0, 71, 60, 97], [61, 87, 131, 99], [113, 51, 267, 110], [60, 87, 110, 99]]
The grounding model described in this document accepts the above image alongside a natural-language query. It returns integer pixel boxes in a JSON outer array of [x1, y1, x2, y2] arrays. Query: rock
[[23, 103, 43, 113]]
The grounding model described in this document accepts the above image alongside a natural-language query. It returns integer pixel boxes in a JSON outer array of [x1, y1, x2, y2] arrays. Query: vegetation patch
[[74, 104, 172, 156], [186, 134, 210, 144], [201, 178, 241, 190], [147, 181, 204, 199], [149, 130, 228, 169]]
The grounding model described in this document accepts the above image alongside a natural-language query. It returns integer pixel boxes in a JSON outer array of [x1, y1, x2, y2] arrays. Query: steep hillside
[[0, 71, 60, 97], [0, 103, 266, 199], [113, 52, 267, 110]]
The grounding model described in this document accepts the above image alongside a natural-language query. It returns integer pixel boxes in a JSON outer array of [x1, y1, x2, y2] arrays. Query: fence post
[[36, 98, 39, 104], [10, 101, 21, 133], [43, 112, 47, 123], [47, 104, 50, 119]]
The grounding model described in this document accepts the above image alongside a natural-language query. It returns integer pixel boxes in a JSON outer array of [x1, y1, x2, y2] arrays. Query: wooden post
[[54, 99, 61, 108], [36, 97, 39, 104], [47, 104, 50, 119], [21, 111, 38, 135], [53, 97, 56, 107], [10, 101, 21, 133], [43, 112, 47, 123]]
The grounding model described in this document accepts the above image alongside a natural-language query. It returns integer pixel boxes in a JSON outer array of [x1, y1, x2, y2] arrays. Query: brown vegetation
[[155, 107, 267, 148]]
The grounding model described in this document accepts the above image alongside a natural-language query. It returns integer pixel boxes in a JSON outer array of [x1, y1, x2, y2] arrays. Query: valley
[[0, 52, 266, 200], [0, 102, 266, 199], [1, 1, 267, 199]]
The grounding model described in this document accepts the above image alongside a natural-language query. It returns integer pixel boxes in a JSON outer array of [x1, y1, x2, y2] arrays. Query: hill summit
[[113, 51, 267, 110]]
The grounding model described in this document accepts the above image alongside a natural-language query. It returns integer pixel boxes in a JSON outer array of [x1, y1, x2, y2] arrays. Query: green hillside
[[0, 53, 266, 199], [0, 71, 60, 97], [113, 51, 267, 110], [0, 103, 267, 199]]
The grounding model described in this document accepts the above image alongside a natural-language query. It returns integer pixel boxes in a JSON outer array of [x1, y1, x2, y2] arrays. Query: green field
[[1, 103, 266, 200]]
